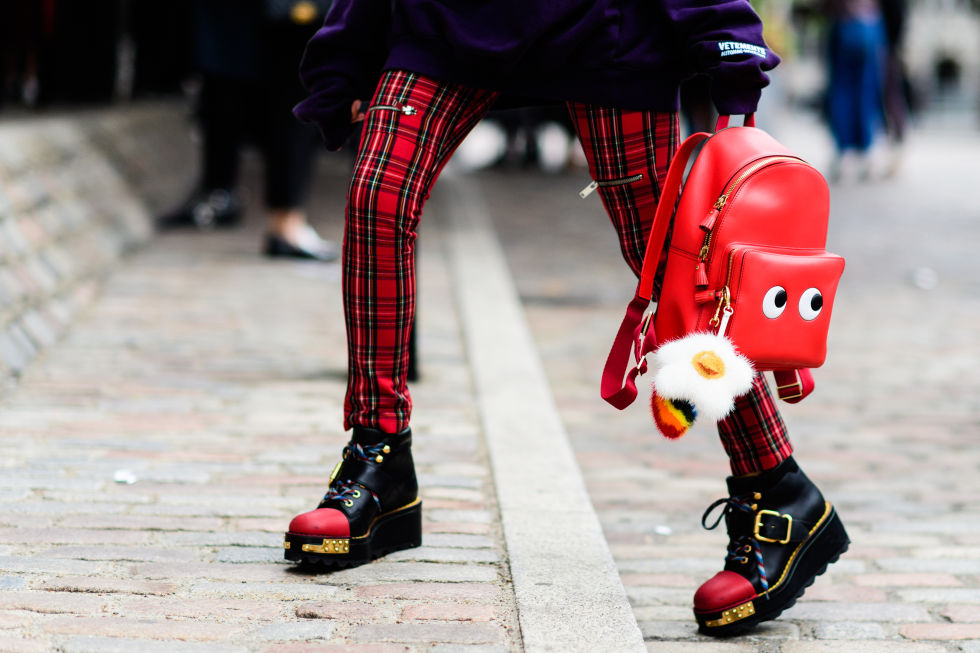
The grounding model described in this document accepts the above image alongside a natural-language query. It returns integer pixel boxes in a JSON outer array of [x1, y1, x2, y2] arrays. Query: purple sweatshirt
[[295, 0, 780, 149]]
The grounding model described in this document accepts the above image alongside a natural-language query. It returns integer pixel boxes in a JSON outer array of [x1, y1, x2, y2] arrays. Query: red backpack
[[601, 116, 845, 412]]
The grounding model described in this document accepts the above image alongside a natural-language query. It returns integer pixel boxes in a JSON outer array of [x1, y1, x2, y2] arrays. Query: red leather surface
[[288, 508, 351, 538], [649, 127, 840, 370], [706, 249, 845, 368], [603, 123, 844, 409], [693, 570, 757, 612]]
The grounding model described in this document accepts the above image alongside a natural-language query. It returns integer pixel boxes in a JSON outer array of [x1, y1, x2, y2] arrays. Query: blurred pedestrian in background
[[0, 1, 194, 109], [158, 0, 338, 262], [823, 0, 888, 180], [0, 0, 46, 108], [880, 0, 910, 175], [282, 0, 850, 638]]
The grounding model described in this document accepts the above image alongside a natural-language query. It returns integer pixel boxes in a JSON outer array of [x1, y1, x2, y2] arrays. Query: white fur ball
[[651, 333, 755, 421]]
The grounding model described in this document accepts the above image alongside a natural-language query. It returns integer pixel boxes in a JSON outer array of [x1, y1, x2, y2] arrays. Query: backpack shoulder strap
[[601, 132, 710, 409], [637, 132, 710, 300]]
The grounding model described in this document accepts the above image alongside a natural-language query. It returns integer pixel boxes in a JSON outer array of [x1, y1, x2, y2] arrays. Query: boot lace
[[322, 442, 386, 511], [702, 496, 770, 595]]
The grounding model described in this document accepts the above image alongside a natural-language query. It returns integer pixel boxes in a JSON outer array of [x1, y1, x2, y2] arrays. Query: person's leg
[[343, 70, 499, 435], [716, 375, 792, 475], [199, 75, 248, 193], [285, 70, 499, 567], [258, 82, 337, 260], [156, 75, 247, 229], [258, 19, 337, 261], [565, 103, 676, 280], [853, 17, 887, 154], [568, 103, 847, 636]]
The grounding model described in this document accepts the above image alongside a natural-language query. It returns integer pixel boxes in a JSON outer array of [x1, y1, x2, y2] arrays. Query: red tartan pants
[[343, 70, 792, 475]]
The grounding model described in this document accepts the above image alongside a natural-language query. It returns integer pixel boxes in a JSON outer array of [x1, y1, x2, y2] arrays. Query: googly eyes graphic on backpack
[[798, 288, 823, 321], [762, 286, 824, 321], [762, 286, 787, 318]]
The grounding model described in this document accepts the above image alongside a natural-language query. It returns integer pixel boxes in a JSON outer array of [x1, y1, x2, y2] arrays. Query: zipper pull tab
[[695, 261, 709, 288], [695, 244, 710, 288], [401, 105, 417, 116], [700, 208, 719, 232], [579, 180, 598, 199], [695, 289, 717, 304], [717, 305, 734, 336]]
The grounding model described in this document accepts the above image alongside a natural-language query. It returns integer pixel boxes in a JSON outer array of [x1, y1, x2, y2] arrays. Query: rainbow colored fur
[[650, 393, 697, 439]]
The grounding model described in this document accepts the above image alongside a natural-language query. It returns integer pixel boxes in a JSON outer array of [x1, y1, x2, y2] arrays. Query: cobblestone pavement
[[0, 154, 522, 652], [483, 110, 980, 652]]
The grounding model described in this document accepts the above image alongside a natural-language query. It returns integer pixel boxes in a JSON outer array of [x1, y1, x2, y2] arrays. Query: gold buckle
[[776, 381, 803, 401], [754, 510, 792, 544], [639, 311, 654, 339]]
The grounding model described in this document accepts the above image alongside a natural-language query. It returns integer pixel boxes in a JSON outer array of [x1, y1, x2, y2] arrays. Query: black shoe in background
[[156, 189, 243, 230], [263, 226, 339, 262]]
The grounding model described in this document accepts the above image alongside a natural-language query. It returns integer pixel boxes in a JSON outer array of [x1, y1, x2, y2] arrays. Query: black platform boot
[[693, 456, 849, 636], [284, 427, 421, 568]]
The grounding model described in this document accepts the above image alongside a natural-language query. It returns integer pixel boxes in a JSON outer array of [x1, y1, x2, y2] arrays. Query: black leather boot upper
[[317, 427, 418, 536], [702, 456, 830, 596]]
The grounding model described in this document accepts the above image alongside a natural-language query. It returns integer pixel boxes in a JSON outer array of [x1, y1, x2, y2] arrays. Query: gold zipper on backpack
[[695, 156, 800, 283], [579, 173, 644, 198], [708, 251, 737, 334]]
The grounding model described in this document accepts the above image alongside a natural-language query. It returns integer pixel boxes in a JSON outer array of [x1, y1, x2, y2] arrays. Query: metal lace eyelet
[[352, 490, 361, 498], [738, 556, 749, 564], [344, 499, 353, 507], [741, 545, 752, 553]]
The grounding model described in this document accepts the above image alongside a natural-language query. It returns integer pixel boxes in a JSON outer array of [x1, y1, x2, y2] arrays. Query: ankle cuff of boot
[[351, 426, 411, 447], [728, 456, 798, 495]]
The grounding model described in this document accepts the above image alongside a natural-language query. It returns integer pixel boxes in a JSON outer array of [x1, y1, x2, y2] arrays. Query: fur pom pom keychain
[[649, 333, 755, 439]]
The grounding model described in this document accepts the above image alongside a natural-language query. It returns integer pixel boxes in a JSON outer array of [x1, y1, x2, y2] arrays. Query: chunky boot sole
[[695, 504, 850, 637], [284, 499, 422, 569]]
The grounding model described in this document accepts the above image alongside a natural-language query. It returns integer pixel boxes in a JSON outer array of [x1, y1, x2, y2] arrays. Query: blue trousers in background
[[827, 16, 887, 152]]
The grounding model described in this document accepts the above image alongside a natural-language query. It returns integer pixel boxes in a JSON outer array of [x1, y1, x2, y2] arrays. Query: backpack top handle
[[715, 114, 756, 131]]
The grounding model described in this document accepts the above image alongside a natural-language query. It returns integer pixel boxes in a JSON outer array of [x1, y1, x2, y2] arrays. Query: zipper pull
[[695, 289, 717, 304], [700, 195, 727, 231], [700, 208, 719, 232], [695, 244, 710, 287], [401, 104, 417, 116], [695, 261, 709, 288], [717, 305, 734, 336], [579, 180, 598, 199]]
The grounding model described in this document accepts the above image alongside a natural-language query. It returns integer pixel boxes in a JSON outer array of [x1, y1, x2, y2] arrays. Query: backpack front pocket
[[703, 247, 845, 370]]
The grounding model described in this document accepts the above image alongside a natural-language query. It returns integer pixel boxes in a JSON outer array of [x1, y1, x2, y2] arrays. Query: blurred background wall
[[0, 1, 196, 384]]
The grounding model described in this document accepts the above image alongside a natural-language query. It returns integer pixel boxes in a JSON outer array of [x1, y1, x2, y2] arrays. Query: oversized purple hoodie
[[295, 0, 780, 149]]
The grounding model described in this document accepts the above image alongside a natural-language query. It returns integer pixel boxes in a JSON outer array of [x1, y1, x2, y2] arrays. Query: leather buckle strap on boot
[[284, 427, 422, 568], [693, 457, 850, 636]]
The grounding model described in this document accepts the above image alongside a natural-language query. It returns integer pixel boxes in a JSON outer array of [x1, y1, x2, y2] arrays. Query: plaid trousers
[[343, 70, 792, 475]]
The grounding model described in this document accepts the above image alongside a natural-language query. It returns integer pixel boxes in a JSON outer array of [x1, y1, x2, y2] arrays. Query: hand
[[351, 100, 366, 123]]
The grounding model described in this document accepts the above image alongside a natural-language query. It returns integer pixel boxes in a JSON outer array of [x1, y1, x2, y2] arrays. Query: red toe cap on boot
[[694, 571, 757, 613], [287, 508, 350, 538]]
